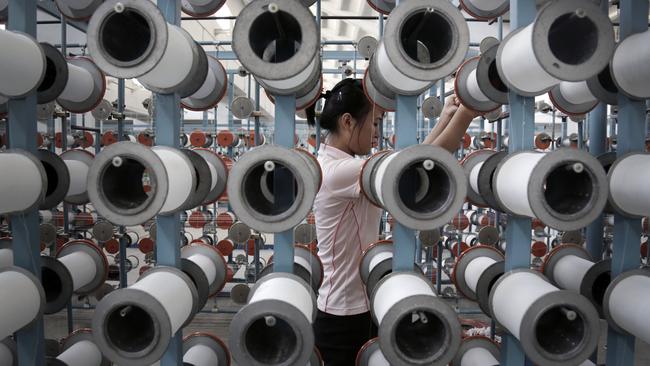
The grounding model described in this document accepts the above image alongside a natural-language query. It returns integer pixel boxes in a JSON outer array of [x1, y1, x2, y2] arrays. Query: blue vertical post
[[606, 1, 648, 365], [7, 1, 45, 365], [273, 95, 297, 273], [155, 0, 183, 364], [586, 103, 606, 260], [392, 95, 418, 271], [502, 1, 537, 365]]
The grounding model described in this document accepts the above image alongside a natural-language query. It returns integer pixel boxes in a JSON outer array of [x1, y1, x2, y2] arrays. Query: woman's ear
[[340, 112, 354, 131]]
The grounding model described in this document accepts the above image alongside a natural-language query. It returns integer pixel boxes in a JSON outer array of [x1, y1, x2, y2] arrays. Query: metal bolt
[[114, 2, 125, 13], [575, 8, 586, 18], [265, 315, 277, 327], [120, 305, 132, 317], [112, 156, 123, 167], [572, 162, 584, 173], [561, 307, 577, 321], [264, 161, 276, 172], [423, 159, 435, 171], [268, 3, 279, 13]]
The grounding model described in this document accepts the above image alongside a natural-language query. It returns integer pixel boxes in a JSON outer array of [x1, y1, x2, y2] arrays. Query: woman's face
[[350, 108, 384, 155]]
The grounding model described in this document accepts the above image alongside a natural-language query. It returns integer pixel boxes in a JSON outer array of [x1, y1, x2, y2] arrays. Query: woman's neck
[[325, 134, 354, 156]]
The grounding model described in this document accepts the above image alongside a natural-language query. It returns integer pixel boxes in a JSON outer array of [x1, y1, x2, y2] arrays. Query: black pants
[[314, 309, 377, 366]]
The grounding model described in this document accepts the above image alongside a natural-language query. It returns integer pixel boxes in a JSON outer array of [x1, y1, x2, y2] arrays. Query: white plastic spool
[[611, 29, 650, 100], [92, 266, 198, 365], [462, 149, 497, 207], [232, 0, 319, 95], [181, 243, 228, 309], [356, 338, 389, 366], [451, 336, 500, 366], [360, 145, 467, 230], [366, 0, 396, 15], [60, 63, 94, 103], [0, 150, 46, 215], [193, 148, 228, 205], [259, 244, 323, 293], [61, 149, 94, 205], [460, 0, 509, 20], [370, 272, 460, 366], [608, 153, 650, 218], [229, 273, 316, 366], [455, 56, 501, 113], [87, 0, 170, 79], [182, 333, 230, 366], [227, 145, 321, 233], [88, 142, 170, 226], [56, 330, 109, 366], [489, 269, 600, 366], [542, 244, 611, 317], [151, 146, 197, 213], [0, 29, 46, 98], [36, 149, 71, 210], [493, 149, 608, 231], [182, 56, 228, 111], [496, 0, 615, 96], [0, 267, 45, 340], [359, 241, 421, 298], [604, 269, 650, 344], [451, 245, 504, 317], [55, 0, 104, 20], [548, 80, 600, 116], [373, 0, 468, 95]]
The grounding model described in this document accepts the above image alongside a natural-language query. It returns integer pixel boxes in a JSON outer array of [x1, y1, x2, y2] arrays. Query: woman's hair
[[306, 78, 372, 134]]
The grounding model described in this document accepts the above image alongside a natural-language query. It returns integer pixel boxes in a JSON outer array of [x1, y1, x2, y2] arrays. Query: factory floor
[[44, 297, 650, 365]]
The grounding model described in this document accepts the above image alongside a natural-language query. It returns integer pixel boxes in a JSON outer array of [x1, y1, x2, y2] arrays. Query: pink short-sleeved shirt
[[313, 144, 383, 316]]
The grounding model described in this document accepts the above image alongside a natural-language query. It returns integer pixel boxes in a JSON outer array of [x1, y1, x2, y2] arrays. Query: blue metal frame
[[7, 1, 45, 365], [586, 102, 608, 261], [272, 95, 297, 273], [392, 95, 419, 271], [606, 2, 649, 365], [501, 1, 537, 364], [153, 0, 184, 364]]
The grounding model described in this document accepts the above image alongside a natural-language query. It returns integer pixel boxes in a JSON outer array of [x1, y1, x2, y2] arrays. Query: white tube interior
[[56, 340, 103, 366], [188, 253, 217, 285], [0, 270, 42, 339], [467, 0, 507, 12], [494, 152, 545, 217], [183, 343, 219, 366], [368, 347, 390, 366], [467, 69, 491, 102], [609, 154, 650, 217], [611, 29, 650, 99], [190, 66, 217, 100], [469, 161, 484, 194], [499, 25, 558, 94], [0, 153, 44, 214], [59, 63, 95, 103], [558, 81, 596, 106], [131, 271, 194, 333], [0, 30, 45, 98], [138, 25, 194, 90], [491, 271, 557, 338], [372, 273, 434, 325], [372, 153, 399, 207], [64, 159, 89, 198], [249, 276, 313, 322], [553, 254, 593, 292], [608, 274, 650, 344], [464, 256, 497, 293], [369, 251, 393, 274], [58, 250, 97, 291], [461, 346, 499, 366], [0, 249, 13, 268], [152, 148, 194, 213]]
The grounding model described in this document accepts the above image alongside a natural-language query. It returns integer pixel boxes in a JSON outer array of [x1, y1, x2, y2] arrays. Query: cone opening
[[106, 304, 156, 353], [544, 162, 594, 215], [101, 157, 152, 210], [398, 161, 451, 214], [400, 9, 453, 66], [249, 10, 302, 64], [245, 316, 297, 364], [591, 270, 610, 307], [243, 162, 298, 216], [41, 160, 60, 197], [38, 58, 58, 92], [395, 310, 446, 360], [42, 266, 63, 303], [100, 9, 153, 64], [535, 305, 585, 355], [488, 59, 507, 93], [548, 13, 598, 66]]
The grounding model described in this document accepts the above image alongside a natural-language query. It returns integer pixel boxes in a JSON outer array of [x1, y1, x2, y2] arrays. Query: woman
[[306, 78, 478, 365]]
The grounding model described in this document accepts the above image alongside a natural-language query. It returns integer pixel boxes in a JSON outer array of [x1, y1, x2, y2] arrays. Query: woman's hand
[[441, 95, 460, 121]]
